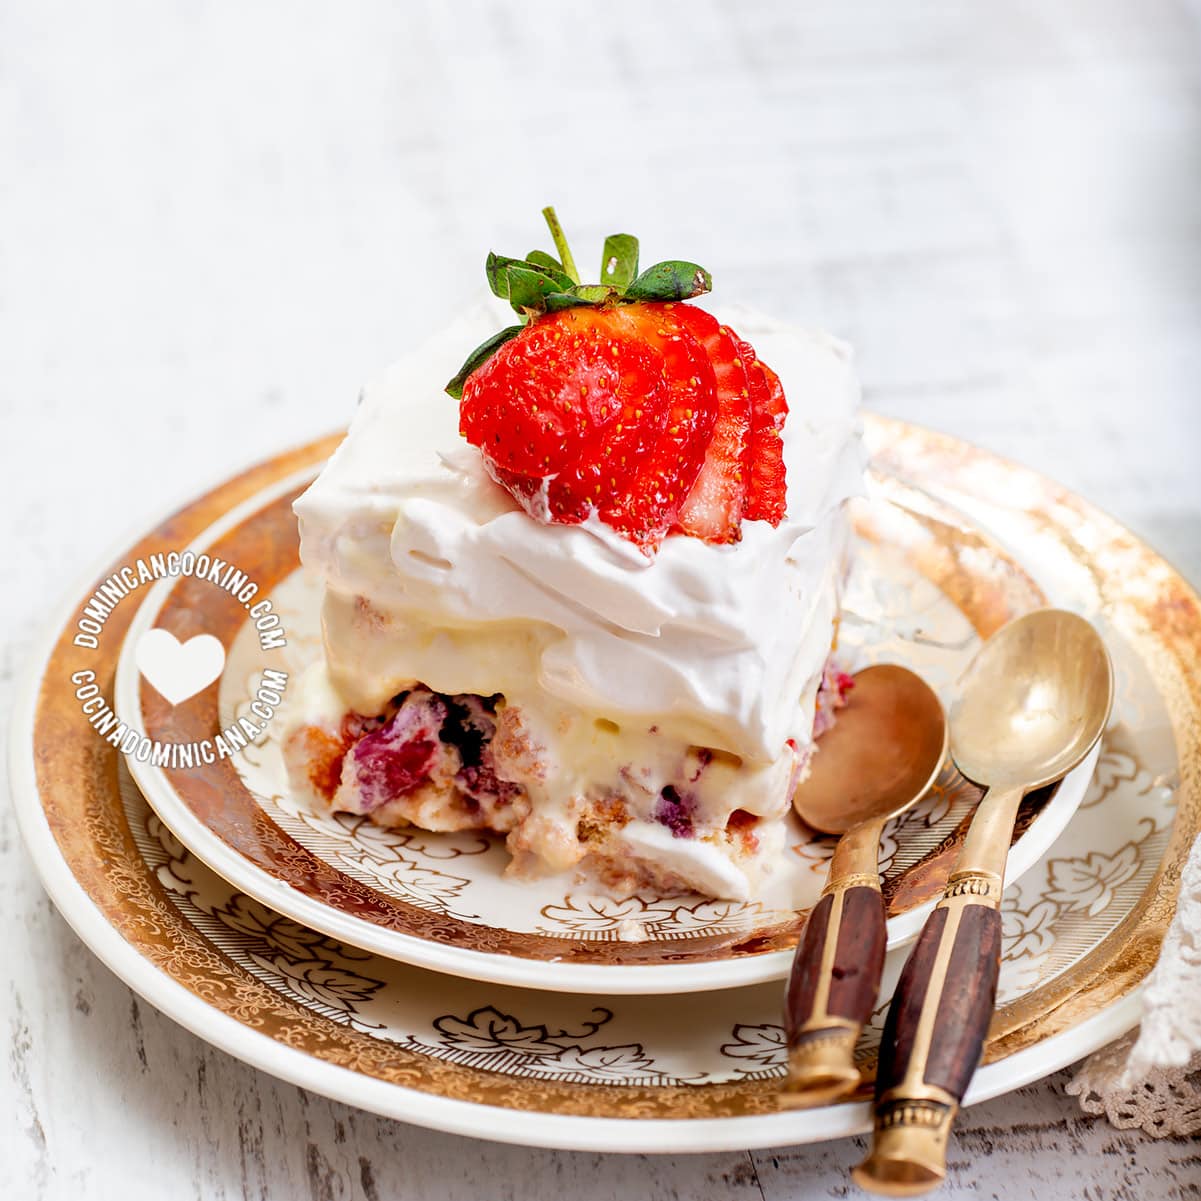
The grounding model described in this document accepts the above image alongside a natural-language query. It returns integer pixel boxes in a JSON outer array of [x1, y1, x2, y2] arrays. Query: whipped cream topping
[[295, 300, 864, 766]]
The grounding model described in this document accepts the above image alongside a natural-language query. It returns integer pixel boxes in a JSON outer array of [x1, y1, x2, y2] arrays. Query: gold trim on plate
[[26, 417, 1201, 1117]]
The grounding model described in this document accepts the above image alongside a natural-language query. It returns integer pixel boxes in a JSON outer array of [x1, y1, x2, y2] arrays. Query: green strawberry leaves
[[484, 211, 711, 316], [486, 253, 574, 299], [525, 249, 568, 276], [625, 261, 712, 302], [600, 234, 639, 291], [504, 265, 564, 311], [446, 207, 713, 397]]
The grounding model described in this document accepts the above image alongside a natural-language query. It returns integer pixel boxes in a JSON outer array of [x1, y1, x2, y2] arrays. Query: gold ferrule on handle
[[820, 871, 881, 898], [939, 869, 1003, 907], [778, 1025, 861, 1109], [853, 1095, 957, 1197]]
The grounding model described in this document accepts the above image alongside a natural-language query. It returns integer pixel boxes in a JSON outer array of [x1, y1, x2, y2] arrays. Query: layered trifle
[[283, 212, 863, 900]]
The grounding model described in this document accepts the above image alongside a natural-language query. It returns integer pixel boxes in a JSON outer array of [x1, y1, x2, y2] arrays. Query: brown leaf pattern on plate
[[536, 894, 768, 939], [721, 1024, 788, 1076], [405, 1005, 701, 1084]]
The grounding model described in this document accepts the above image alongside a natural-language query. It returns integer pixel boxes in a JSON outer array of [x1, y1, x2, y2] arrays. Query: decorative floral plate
[[10, 417, 1199, 1150], [112, 450, 1093, 992]]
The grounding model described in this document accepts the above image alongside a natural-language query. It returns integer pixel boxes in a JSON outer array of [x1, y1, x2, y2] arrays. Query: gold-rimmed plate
[[10, 416, 1199, 1150]]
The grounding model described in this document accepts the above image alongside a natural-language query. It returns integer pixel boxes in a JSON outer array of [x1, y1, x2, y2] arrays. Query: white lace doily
[[1066, 831, 1201, 1136]]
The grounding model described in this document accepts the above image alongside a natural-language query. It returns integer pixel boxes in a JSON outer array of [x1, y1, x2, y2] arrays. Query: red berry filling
[[338, 693, 445, 812], [318, 689, 520, 818]]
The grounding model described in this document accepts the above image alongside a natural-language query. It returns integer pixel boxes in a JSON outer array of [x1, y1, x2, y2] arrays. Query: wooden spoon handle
[[853, 872, 1004, 1194], [853, 782, 1023, 1195], [781, 877, 887, 1107]]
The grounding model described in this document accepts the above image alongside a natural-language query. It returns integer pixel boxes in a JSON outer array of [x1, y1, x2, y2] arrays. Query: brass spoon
[[780, 664, 947, 1108], [855, 609, 1113, 1196]]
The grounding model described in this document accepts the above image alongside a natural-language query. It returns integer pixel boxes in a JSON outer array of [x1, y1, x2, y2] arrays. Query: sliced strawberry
[[738, 341, 788, 524], [612, 303, 717, 549], [666, 306, 753, 544]]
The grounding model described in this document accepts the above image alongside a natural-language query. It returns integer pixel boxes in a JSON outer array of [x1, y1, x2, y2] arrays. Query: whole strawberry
[[447, 208, 789, 554]]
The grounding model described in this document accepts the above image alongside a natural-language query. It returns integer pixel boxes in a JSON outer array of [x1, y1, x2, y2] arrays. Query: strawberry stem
[[541, 206, 579, 284]]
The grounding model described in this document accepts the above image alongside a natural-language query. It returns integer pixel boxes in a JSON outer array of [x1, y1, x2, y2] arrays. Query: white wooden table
[[3, 2, 1199, 1196]]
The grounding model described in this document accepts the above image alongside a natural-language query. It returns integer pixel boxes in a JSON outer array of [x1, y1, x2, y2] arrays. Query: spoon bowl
[[794, 664, 948, 835], [950, 609, 1114, 791]]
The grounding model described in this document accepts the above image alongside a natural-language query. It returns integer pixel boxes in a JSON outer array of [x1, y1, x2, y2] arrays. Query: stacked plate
[[11, 416, 1199, 1153]]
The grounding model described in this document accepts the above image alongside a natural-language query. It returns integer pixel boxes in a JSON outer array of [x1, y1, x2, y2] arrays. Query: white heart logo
[[135, 629, 226, 705]]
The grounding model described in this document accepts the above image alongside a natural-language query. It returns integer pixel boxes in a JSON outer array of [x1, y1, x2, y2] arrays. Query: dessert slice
[[283, 210, 863, 900]]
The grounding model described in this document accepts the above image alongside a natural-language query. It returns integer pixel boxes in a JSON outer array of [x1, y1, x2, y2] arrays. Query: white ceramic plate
[[112, 462, 1093, 993]]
